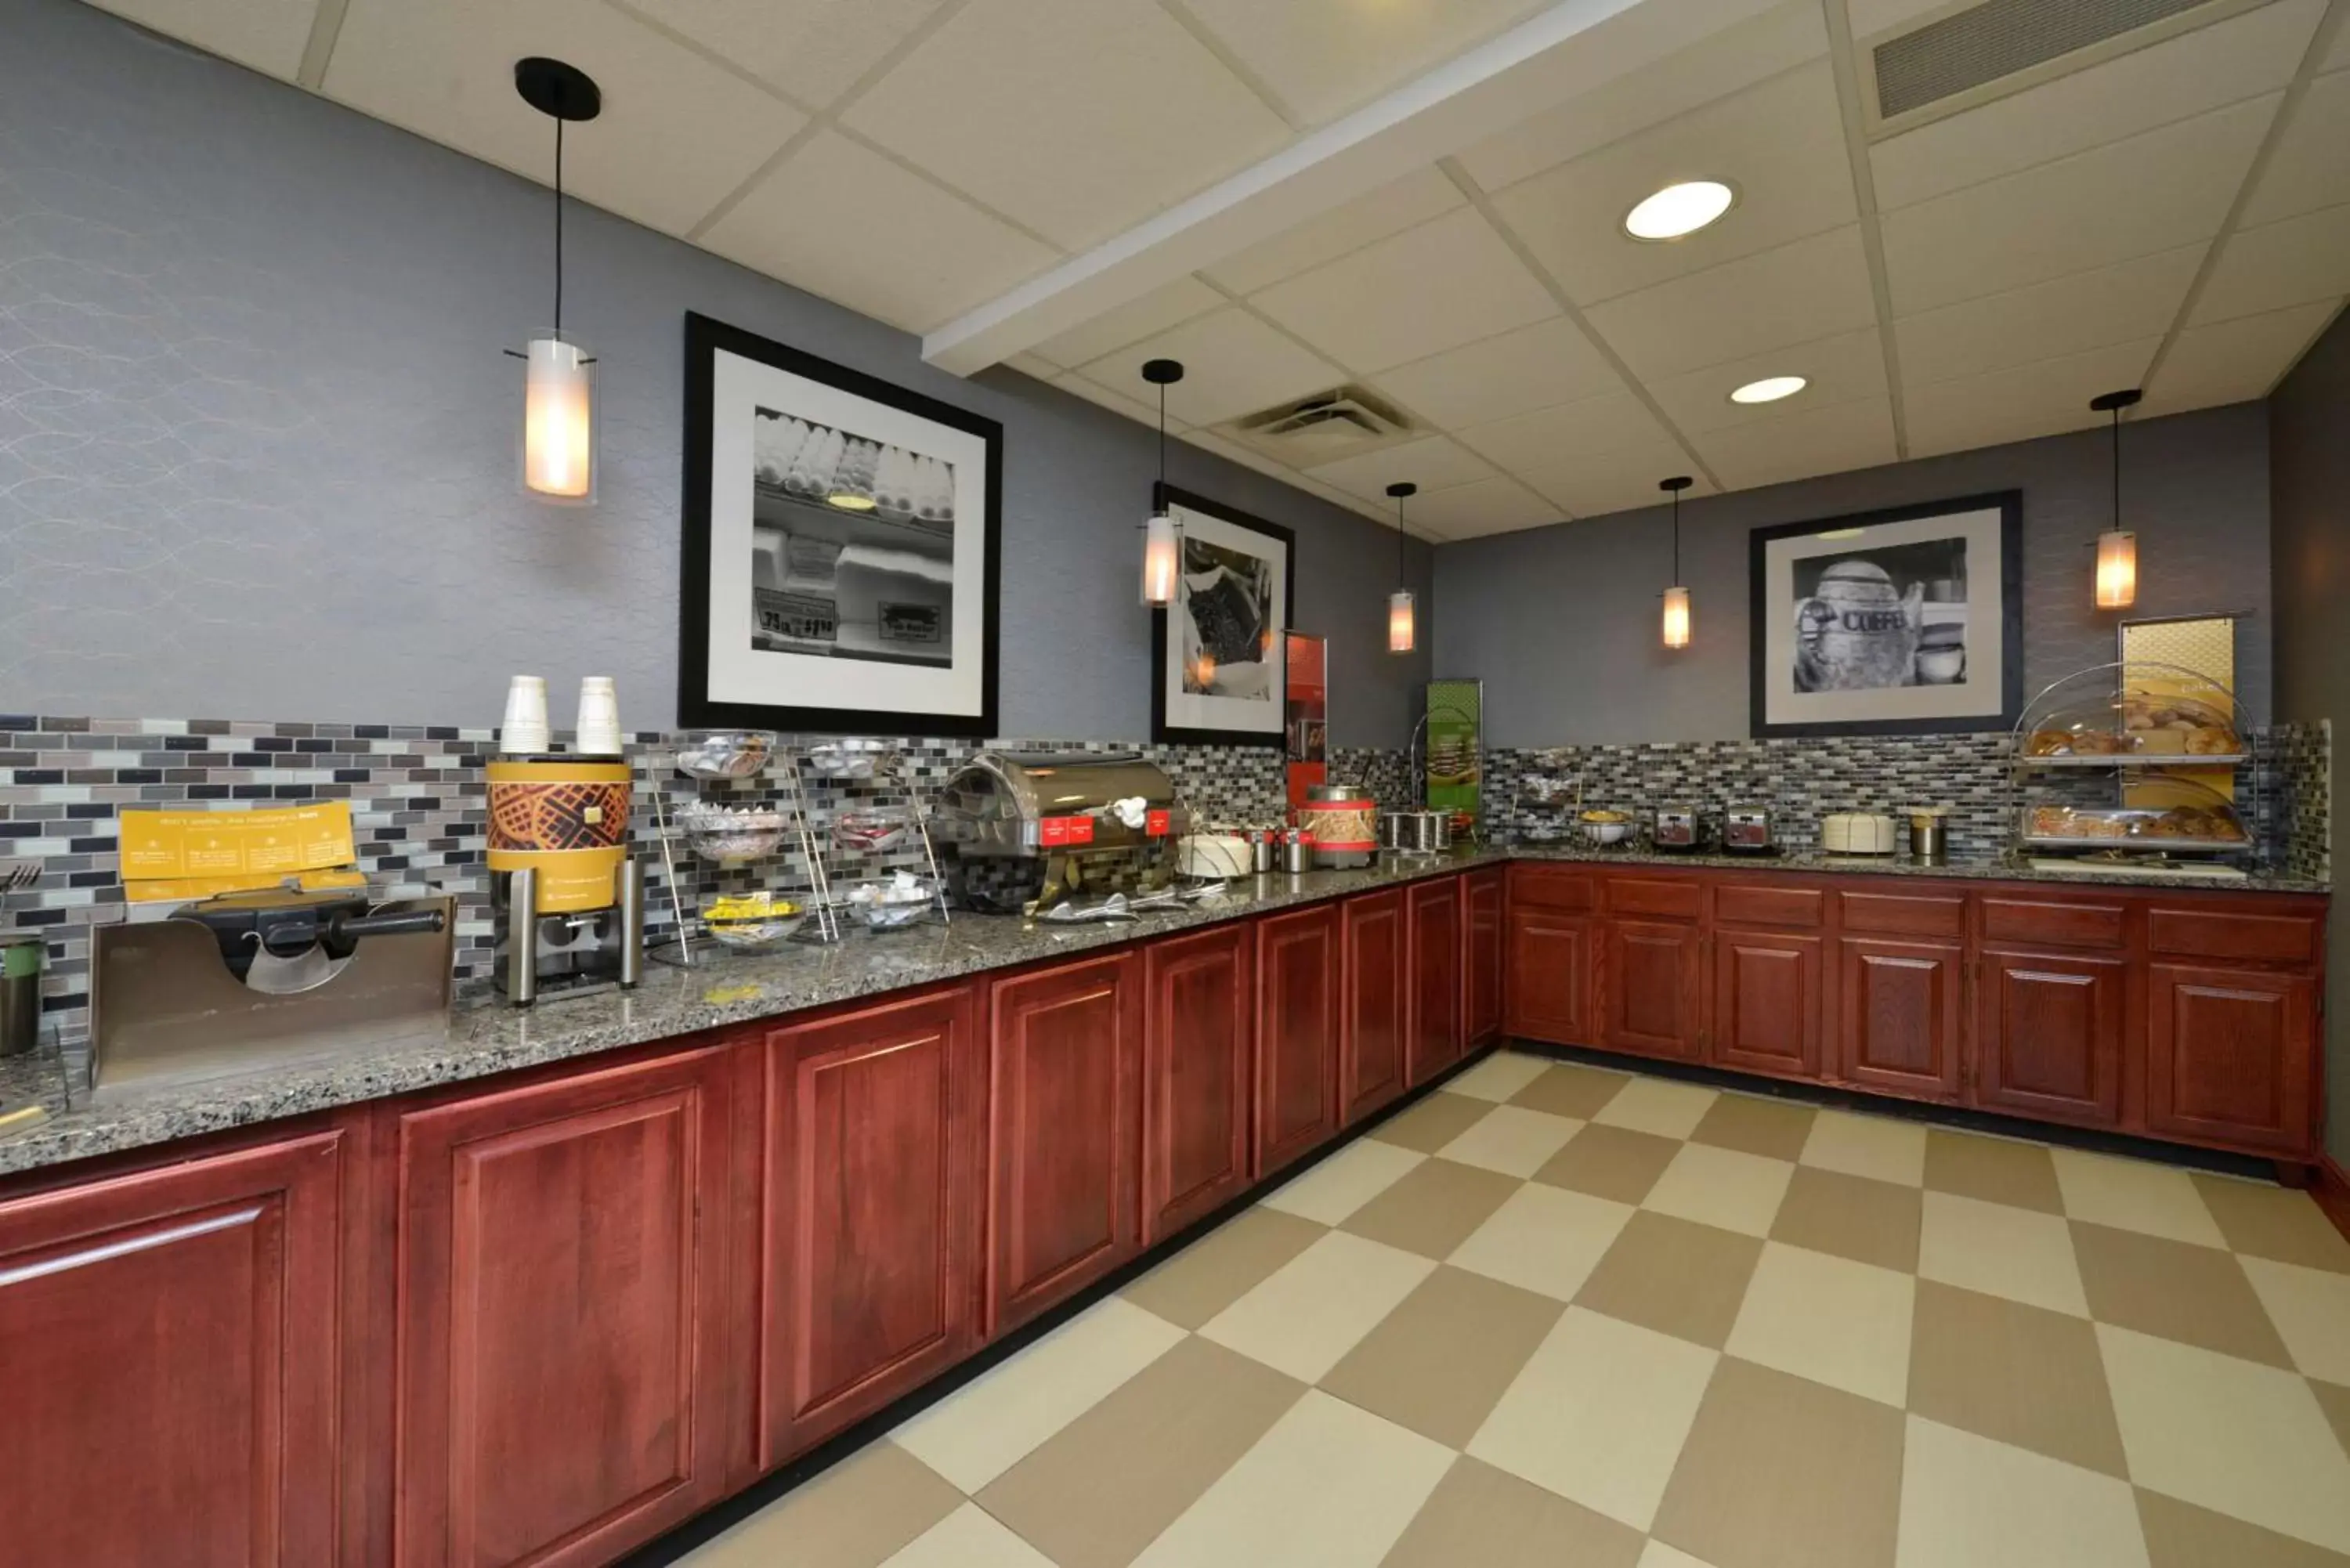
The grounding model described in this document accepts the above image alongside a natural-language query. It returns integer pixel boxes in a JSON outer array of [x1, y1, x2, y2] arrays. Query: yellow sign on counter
[[119, 803, 366, 903]]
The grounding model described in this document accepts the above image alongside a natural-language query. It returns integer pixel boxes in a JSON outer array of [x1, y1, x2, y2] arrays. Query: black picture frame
[[1748, 490, 2023, 739], [1152, 482, 1296, 747], [678, 311, 1003, 736]]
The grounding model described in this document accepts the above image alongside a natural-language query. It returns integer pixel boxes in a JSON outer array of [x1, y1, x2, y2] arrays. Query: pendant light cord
[[1671, 488, 1681, 582], [1157, 379, 1166, 492], [2110, 403, 2121, 531], [553, 117, 565, 335]]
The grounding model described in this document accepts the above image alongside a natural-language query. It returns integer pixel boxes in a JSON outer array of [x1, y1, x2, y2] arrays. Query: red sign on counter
[[1039, 815, 1096, 847], [1145, 808, 1171, 837]]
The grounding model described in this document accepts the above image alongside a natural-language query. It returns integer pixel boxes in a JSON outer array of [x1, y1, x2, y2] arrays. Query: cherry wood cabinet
[[1340, 890, 1409, 1123], [1464, 869, 1506, 1048], [1836, 937, 1965, 1101], [1602, 918, 1704, 1061], [758, 986, 984, 1465], [1972, 949, 2124, 1127], [2146, 963, 2317, 1153], [1255, 903, 1343, 1177], [393, 1044, 737, 1568], [1711, 929, 1824, 1080], [1407, 877, 1465, 1089], [1507, 911, 1595, 1045], [1143, 926, 1254, 1244]]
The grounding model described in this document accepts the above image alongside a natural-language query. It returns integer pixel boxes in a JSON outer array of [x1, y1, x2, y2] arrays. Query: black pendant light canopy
[[1386, 482, 1418, 655], [1140, 358, 1185, 605], [1660, 475, 1693, 650], [2089, 388, 2142, 609], [512, 58, 604, 504]]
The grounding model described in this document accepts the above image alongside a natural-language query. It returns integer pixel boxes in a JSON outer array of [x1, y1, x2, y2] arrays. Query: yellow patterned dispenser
[[487, 757, 644, 1003]]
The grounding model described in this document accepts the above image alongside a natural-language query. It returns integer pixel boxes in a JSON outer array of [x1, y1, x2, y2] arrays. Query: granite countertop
[[1504, 841, 2331, 894]]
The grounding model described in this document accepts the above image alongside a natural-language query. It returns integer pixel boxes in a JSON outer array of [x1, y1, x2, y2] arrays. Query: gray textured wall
[[0, 0, 1433, 745], [2269, 302, 2350, 1164], [1434, 403, 2274, 747]]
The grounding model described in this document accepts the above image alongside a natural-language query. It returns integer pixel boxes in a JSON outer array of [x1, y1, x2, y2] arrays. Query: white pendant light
[[512, 59, 601, 504], [1141, 359, 1184, 605], [1661, 475, 1693, 650], [1386, 482, 1417, 655], [2091, 388, 2142, 610]]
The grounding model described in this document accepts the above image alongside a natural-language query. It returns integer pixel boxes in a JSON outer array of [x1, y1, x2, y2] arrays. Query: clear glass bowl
[[806, 739, 894, 779], [2016, 664, 2244, 761], [701, 891, 806, 949], [832, 806, 914, 854], [672, 730, 775, 779], [678, 802, 786, 862]]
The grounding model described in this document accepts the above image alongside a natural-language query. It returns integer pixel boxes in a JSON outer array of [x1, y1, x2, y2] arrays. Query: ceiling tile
[[1177, 429, 1390, 526], [1867, 0, 2320, 211], [1050, 369, 1176, 428], [2240, 68, 2350, 226], [607, 0, 945, 111], [1845, 0, 1946, 38], [1172, 0, 1550, 126], [1690, 396, 1898, 490], [1075, 307, 1343, 427], [1303, 435, 1495, 504], [324, 0, 806, 237], [2324, 17, 2350, 74], [1247, 207, 1559, 373], [85, 0, 318, 78], [1488, 60, 1857, 305], [2145, 298, 2342, 413], [1199, 167, 1465, 295], [1583, 225, 1878, 381], [1455, 1, 1828, 191], [1904, 338, 2160, 457], [1893, 244, 2205, 385], [1004, 352, 1061, 381], [1647, 327, 1887, 436], [1878, 94, 2276, 316], [701, 131, 1057, 332], [1405, 476, 1563, 539], [837, 0, 1292, 250], [1457, 390, 1676, 473], [2191, 201, 2350, 325], [1524, 447, 1714, 521], [1371, 317, 1623, 429], [1030, 276, 1226, 371]]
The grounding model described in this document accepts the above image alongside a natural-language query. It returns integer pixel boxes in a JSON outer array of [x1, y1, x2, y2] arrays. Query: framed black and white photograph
[[1750, 491, 2022, 738], [1153, 485, 1292, 746], [679, 312, 1001, 735]]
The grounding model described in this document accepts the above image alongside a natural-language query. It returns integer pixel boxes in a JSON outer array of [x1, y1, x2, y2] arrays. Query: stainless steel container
[[931, 750, 1188, 912], [1907, 807, 1950, 865], [1282, 829, 1311, 873], [1, 934, 42, 1057], [1249, 828, 1276, 874], [1381, 810, 1456, 855]]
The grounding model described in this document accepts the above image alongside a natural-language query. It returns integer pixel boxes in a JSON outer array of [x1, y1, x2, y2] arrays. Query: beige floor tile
[[2137, 1489, 2350, 1568], [1381, 1455, 1647, 1568], [1448, 1180, 1636, 1302], [1469, 1306, 1719, 1532], [1650, 1357, 1904, 1568], [1770, 1165, 1922, 1273], [1130, 1389, 1452, 1568], [682, 1441, 961, 1568], [1533, 1122, 1683, 1205], [1319, 1265, 1563, 1447], [2190, 1174, 2350, 1274], [1368, 1090, 1495, 1153], [977, 1336, 1303, 1568], [1260, 1138, 1425, 1225], [1510, 1060, 1633, 1119], [2099, 1323, 2350, 1555], [1593, 1076, 1719, 1140], [2073, 1221, 2294, 1368], [1576, 1211, 1766, 1350], [1444, 1050, 1555, 1103], [1120, 1207, 1326, 1330], [879, 1505, 1059, 1568], [1436, 1103, 1584, 1177], [1340, 1156, 1523, 1261], [891, 1296, 1185, 1492], [1640, 1545, 1722, 1568], [2052, 1148, 2229, 1248], [2316, 1380, 2350, 1458], [1643, 1143, 1795, 1238], [2240, 1257, 2350, 1385], [1801, 1108, 1928, 1187], [1907, 1281, 2129, 1477], [1726, 1241, 1914, 1407], [1200, 1230, 1434, 1382], [1924, 1128, 2064, 1214], [1690, 1094, 1818, 1162], [1895, 1415, 2149, 1568], [1918, 1190, 2089, 1317]]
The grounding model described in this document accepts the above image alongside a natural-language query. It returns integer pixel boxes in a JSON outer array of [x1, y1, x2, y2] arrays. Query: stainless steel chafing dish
[[932, 750, 1188, 914]]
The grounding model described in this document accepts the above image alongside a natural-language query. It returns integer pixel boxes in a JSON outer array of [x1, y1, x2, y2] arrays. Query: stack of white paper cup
[[500, 676, 550, 756], [576, 677, 622, 756]]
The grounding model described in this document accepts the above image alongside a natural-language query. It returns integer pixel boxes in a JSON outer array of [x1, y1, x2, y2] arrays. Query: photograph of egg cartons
[[748, 408, 956, 667]]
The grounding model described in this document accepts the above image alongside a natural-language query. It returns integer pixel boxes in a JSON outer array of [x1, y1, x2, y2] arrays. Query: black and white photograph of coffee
[[1179, 535, 1277, 699], [1791, 537, 1970, 692]]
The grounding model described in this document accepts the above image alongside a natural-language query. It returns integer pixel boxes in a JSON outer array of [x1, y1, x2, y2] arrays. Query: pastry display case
[[2011, 662, 2258, 866]]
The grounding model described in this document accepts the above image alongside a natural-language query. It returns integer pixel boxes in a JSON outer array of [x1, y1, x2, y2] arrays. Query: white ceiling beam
[[920, 0, 1788, 375]]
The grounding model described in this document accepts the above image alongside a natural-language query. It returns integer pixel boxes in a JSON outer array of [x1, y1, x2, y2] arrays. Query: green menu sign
[[1424, 680, 1483, 826]]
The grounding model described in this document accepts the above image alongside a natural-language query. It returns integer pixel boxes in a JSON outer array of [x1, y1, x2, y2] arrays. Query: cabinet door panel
[[1974, 951, 2123, 1126], [1144, 926, 1253, 1243], [1603, 919, 1703, 1061], [1711, 930, 1822, 1079], [1407, 878, 1464, 1089], [1343, 891, 1409, 1121], [2146, 964, 2316, 1154], [1466, 870, 1506, 1047], [1508, 912, 1593, 1045], [1256, 905, 1341, 1177], [1836, 938, 1963, 1100]]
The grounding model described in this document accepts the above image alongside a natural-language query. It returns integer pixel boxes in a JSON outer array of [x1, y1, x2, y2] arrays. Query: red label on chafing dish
[[1145, 809, 1171, 837], [1040, 815, 1095, 847]]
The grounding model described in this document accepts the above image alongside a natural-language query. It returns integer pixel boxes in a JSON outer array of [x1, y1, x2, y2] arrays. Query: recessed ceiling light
[[1622, 179, 1736, 241], [1730, 375, 1808, 405]]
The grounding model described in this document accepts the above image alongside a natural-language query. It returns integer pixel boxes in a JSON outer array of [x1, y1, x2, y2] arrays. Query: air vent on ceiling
[[1215, 386, 1413, 465]]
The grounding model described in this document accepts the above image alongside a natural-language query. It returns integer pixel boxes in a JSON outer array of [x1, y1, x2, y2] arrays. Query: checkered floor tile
[[678, 1051, 2350, 1568]]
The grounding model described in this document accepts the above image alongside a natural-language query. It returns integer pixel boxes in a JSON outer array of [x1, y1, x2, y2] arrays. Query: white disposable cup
[[501, 675, 550, 755], [575, 676, 622, 756]]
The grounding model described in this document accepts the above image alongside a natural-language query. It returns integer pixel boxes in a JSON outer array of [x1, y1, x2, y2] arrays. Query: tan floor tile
[[977, 1336, 1304, 1568], [1690, 1094, 1818, 1162], [1907, 1281, 2129, 1477], [2191, 1173, 2350, 1274], [1650, 1357, 1904, 1568], [1509, 1060, 1633, 1119], [1444, 1050, 1554, 1103], [1436, 1103, 1583, 1177], [2138, 1488, 2350, 1568], [1368, 1091, 1495, 1154], [1319, 1265, 1563, 1448], [1896, 1415, 2149, 1568], [1380, 1455, 1646, 1568], [1534, 1122, 1683, 1205], [1469, 1306, 1719, 1532], [879, 1504, 1058, 1568], [1260, 1138, 1426, 1225], [1131, 1389, 1452, 1568], [1726, 1241, 1913, 1407], [1801, 1108, 1927, 1187], [1643, 1142, 1795, 1237], [1340, 1156, 1524, 1260], [1576, 1211, 1765, 1350], [1121, 1207, 1326, 1330], [1201, 1230, 1434, 1382], [1449, 1180, 1636, 1302], [1924, 1128, 2064, 1214], [1770, 1166, 1922, 1273], [2099, 1323, 2350, 1555], [1918, 1190, 2088, 1317], [2073, 1221, 2294, 1368], [2316, 1380, 2350, 1458], [2052, 1147, 2228, 1248], [2241, 1257, 2350, 1384], [683, 1440, 961, 1568], [1593, 1076, 1719, 1140]]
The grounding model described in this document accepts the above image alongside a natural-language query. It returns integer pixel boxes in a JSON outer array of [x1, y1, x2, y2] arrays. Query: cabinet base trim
[[2314, 1157, 2350, 1248]]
